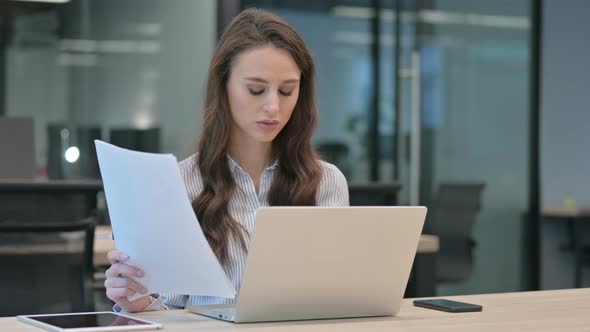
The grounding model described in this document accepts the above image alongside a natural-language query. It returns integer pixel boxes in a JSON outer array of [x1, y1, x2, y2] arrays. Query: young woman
[[104, 8, 349, 312]]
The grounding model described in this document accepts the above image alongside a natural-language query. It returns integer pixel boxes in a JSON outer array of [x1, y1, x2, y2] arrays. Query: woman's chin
[[257, 136, 277, 143], [252, 132, 279, 143]]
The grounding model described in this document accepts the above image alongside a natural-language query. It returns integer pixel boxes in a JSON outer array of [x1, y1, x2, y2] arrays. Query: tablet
[[16, 311, 163, 332]]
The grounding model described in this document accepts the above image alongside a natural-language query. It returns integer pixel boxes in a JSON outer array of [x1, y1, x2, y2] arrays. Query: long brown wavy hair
[[192, 8, 322, 264]]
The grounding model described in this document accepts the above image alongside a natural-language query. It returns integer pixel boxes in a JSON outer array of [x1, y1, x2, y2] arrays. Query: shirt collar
[[226, 154, 278, 174]]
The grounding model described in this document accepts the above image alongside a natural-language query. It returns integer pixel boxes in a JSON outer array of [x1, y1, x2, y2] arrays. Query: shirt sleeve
[[316, 162, 350, 207], [159, 293, 189, 310], [113, 293, 188, 312]]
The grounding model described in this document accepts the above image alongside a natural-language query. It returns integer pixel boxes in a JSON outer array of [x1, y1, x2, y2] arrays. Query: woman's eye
[[249, 89, 264, 96], [279, 90, 293, 97]]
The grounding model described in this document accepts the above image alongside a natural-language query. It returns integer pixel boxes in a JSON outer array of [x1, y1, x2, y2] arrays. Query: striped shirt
[[142, 154, 349, 311]]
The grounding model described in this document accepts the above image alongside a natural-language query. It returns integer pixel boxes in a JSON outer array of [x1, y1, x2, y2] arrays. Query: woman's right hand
[[104, 250, 151, 312]]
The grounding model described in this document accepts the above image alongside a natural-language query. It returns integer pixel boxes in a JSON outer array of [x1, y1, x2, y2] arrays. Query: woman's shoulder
[[178, 153, 199, 171], [178, 154, 203, 198], [316, 160, 348, 186], [315, 160, 349, 206], [178, 153, 201, 178], [317, 160, 341, 174]]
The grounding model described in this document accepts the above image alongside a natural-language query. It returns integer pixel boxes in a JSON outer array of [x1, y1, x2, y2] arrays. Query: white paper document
[[95, 140, 236, 301]]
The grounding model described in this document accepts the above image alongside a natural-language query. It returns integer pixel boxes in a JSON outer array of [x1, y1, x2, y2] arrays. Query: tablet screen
[[24, 312, 155, 329]]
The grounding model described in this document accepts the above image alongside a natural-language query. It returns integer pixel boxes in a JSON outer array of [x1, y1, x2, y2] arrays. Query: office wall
[[69, 0, 216, 160], [6, 0, 216, 170], [6, 46, 69, 169], [434, 0, 590, 293], [540, 0, 590, 289], [541, 0, 590, 208], [273, 10, 374, 182], [435, 49, 529, 295]]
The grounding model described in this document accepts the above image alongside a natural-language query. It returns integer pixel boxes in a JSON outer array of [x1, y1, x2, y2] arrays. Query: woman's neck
[[228, 139, 273, 182]]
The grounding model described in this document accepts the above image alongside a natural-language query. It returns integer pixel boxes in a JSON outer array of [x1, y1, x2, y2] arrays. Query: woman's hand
[[104, 250, 151, 312]]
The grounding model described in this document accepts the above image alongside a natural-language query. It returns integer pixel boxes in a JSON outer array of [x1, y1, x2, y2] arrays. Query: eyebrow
[[243, 77, 299, 84]]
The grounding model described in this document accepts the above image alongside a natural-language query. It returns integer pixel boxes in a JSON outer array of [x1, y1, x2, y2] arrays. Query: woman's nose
[[263, 92, 280, 114]]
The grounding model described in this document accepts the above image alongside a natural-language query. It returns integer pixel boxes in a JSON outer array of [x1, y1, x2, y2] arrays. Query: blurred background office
[[0, 0, 589, 316]]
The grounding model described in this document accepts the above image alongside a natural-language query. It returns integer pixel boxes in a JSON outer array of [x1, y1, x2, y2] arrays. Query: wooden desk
[[418, 234, 439, 253], [93, 228, 439, 267], [93, 228, 438, 297], [3, 288, 589, 331], [0, 227, 438, 268], [542, 206, 590, 288], [94, 226, 114, 266], [543, 206, 590, 219]]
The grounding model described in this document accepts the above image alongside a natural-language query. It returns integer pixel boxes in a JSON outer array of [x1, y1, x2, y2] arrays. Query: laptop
[[188, 206, 427, 323]]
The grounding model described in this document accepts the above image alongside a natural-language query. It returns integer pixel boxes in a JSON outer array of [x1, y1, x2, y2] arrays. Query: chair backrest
[[0, 117, 34, 179], [429, 182, 485, 284], [109, 127, 161, 153], [0, 218, 96, 316], [349, 183, 402, 206], [316, 142, 351, 180]]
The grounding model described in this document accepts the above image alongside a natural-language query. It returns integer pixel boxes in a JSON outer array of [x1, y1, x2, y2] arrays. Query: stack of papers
[[95, 140, 236, 301]]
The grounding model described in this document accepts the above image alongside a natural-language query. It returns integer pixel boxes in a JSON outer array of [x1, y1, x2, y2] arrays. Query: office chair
[[429, 182, 485, 284], [0, 218, 96, 316], [109, 127, 161, 153], [316, 142, 351, 180], [349, 182, 402, 206]]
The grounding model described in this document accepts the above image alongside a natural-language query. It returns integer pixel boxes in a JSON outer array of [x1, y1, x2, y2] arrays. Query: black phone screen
[[413, 299, 483, 312]]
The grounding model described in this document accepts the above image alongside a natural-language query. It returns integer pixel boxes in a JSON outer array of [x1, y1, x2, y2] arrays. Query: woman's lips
[[256, 120, 279, 130]]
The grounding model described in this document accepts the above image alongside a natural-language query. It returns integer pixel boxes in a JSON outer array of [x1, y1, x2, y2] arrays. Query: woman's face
[[226, 44, 301, 145]]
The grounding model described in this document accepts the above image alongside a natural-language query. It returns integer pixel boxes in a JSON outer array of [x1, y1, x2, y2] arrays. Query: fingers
[[107, 250, 129, 264], [105, 277, 147, 295], [107, 295, 151, 313], [105, 263, 144, 279], [106, 286, 138, 300], [104, 249, 150, 311]]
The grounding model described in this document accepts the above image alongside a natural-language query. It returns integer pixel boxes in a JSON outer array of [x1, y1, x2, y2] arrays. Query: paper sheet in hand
[[95, 140, 236, 301]]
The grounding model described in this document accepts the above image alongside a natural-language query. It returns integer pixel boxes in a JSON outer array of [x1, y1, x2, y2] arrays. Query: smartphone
[[413, 299, 483, 313]]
